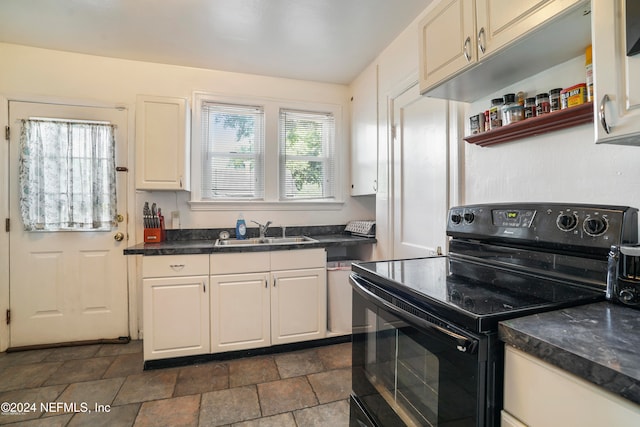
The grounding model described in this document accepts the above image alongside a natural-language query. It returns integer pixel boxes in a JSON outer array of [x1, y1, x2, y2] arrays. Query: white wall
[[0, 42, 375, 233], [352, 2, 640, 261], [464, 56, 640, 211], [351, 0, 461, 260], [0, 42, 375, 345]]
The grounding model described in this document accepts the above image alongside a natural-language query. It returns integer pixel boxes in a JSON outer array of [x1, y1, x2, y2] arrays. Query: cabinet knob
[[463, 37, 472, 62], [599, 94, 611, 134], [478, 27, 486, 54]]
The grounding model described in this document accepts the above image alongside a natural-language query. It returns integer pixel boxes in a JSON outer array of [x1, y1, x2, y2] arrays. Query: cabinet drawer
[[143, 254, 209, 278], [211, 252, 270, 274], [271, 249, 326, 270]]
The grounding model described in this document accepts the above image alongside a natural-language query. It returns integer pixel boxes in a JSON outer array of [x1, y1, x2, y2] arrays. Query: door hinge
[[5, 126, 9, 141], [6, 309, 10, 325], [5, 218, 9, 232]]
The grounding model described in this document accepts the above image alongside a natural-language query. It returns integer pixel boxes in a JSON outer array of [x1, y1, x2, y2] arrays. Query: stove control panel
[[447, 203, 638, 250], [491, 209, 536, 228]]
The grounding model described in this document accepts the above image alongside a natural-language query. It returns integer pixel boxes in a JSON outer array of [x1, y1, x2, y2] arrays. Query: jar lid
[[526, 97, 536, 102], [491, 98, 504, 106], [549, 88, 563, 95], [536, 93, 549, 99], [503, 93, 516, 103]]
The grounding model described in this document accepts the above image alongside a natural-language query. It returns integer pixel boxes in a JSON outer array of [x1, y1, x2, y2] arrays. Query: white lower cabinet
[[503, 346, 640, 427], [271, 268, 326, 345], [501, 411, 527, 427], [142, 249, 327, 360], [210, 272, 271, 352], [142, 255, 210, 361], [210, 249, 327, 353]]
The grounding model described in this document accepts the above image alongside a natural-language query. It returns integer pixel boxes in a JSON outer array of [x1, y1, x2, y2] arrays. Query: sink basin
[[215, 236, 317, 246]]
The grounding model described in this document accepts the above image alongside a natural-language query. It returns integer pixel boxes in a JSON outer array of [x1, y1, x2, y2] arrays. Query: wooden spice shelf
[[464, 102, 594, 147]]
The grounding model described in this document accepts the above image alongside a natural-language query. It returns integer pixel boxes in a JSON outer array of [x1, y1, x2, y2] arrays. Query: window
[[18, 119, 117, 231], [200, 102, 264, 200], [191, 92, 343, 208], [279, 109, 335, 200]]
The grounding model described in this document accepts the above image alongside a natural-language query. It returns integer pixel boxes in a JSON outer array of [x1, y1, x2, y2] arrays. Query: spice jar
[[524, 97, 536, 119], [536, 93, 550, 115], [489, 98, 503, 130], [549, 88, 562, 112], [501, 93, 524, 126]]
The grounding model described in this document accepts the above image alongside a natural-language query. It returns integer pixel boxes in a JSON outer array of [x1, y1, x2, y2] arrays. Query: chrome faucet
[[251, 220, 272, 238]]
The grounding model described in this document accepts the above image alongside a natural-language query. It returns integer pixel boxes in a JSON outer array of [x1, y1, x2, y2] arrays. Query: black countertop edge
[[123, 233, 376, 256], [498, 301, 640, 405]]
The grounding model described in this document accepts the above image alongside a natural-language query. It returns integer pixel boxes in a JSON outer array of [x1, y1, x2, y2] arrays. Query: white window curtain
[[279, 109, 335, 200], [200, 102, 265, 200], [18, 119, 117, 231]]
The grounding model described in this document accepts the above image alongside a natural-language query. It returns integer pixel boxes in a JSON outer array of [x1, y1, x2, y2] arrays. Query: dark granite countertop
[[123, 225, 376, 256], [499, 302, 640, 405]]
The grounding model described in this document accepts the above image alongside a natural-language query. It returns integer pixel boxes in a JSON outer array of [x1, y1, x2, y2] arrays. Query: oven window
[[353, 292, 481, 426]]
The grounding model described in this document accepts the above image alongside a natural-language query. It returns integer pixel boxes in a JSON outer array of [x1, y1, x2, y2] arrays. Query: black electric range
[[349, 203, 638, 427]]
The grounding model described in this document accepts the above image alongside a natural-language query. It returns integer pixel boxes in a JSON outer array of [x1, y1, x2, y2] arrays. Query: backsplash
[[166, 225, 348, 241]]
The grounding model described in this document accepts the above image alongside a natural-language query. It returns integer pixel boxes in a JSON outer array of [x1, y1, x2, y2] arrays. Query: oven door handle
[[351, 276, 478, 355]]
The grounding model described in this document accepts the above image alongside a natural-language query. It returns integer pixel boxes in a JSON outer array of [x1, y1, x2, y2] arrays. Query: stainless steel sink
[[215, 236, 317, 246]]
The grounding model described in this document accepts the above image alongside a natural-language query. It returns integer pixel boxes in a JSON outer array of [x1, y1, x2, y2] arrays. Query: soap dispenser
[[236, 213, 247, 240]]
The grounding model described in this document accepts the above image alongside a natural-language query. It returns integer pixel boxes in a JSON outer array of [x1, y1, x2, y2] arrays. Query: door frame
[[385, 75, 465, 259], [0, 94, 139, 352]]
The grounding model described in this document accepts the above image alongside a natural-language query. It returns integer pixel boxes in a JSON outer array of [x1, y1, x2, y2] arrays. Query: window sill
[[188, 200, 345, 211]]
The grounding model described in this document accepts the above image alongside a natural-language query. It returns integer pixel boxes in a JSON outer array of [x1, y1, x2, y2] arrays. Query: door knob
[[114, 232, 125, 242]]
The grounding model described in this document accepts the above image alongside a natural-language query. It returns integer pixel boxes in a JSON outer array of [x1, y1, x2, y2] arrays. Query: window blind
[[200, 102, 265, 199], [279, 109, 335, 200]]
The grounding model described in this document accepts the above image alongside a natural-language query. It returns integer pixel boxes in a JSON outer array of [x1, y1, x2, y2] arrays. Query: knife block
[[144, 216, 166, 243]]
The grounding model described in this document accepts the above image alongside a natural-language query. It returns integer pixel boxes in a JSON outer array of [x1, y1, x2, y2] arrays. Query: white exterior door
[[8, 101, 129, 347], [392, 84, 449, 259]]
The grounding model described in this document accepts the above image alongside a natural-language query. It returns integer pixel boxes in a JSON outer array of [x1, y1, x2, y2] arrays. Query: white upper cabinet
[[592, 0, 640, 145], [350, 63, 378, 196], [475, 0, 582, 59], [135, 95, 190, 190], [419, 0, 476, 93], [420, 0, 591, 101]]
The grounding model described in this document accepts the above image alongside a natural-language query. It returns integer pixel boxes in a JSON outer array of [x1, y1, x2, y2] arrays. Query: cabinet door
[[143, 276, 209, 360], [210, 272, 270, 353], [419, 0, 476, 93], [271, 268, 327, 345], [501, 411, 528, 427], [475, 0, 581, 59], [135, 95, 190, 190], [593, 0, 640, 145], [350, 62, 378, 196], [504, 346, 640, 426]]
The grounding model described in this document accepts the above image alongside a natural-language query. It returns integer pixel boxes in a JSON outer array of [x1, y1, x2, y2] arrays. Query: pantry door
[[8, 101, 129, 347], [391, 83, 449, 259]]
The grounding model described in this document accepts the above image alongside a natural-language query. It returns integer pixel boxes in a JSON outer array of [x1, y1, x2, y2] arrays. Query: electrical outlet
[[171, 211, 180, 229]]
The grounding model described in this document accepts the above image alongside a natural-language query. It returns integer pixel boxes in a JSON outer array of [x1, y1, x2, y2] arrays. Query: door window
[[18, 119, 117, 231]]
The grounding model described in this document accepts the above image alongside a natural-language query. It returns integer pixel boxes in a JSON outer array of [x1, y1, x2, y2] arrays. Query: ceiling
[[0, 0, 432, 85]]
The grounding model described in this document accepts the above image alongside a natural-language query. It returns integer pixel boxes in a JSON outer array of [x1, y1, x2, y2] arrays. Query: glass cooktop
[[352, 256, 605, 333]]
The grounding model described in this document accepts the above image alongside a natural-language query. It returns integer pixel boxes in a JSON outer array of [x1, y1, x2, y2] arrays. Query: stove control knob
[[464, 212, 475, 223], [556, 213, 578, 231], [583, 217, 608, 236], [451, 213, 463, 224], [619, 289, 635, 303]]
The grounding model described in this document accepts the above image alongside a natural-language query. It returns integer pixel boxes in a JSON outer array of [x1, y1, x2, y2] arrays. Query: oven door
[[350, 274, 489, 427]]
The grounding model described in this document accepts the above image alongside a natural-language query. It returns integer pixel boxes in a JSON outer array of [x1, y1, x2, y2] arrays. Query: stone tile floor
[[0, 340, 352, 426]]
